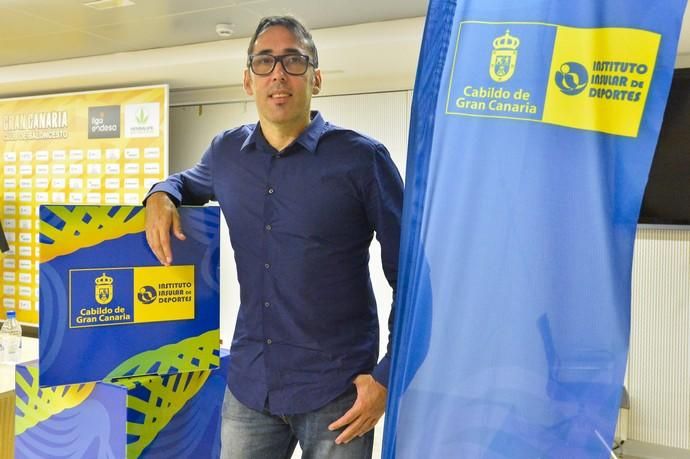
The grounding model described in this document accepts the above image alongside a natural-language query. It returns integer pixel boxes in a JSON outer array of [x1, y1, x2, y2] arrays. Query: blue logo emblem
[[137, 285, 157, 304], [555, 62, 588, 95]]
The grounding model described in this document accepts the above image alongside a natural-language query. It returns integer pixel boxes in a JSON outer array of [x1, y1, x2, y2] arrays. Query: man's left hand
[[328, 374, 387, 444]]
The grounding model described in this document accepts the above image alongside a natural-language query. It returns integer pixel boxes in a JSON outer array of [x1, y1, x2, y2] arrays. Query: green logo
[[136, 109, 149, 125]]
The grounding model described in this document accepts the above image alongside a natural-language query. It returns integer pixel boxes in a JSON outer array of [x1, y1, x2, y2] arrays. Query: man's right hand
[[144, 192, 186, 266]]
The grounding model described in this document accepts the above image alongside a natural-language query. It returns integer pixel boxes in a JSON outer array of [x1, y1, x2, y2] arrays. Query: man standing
[[145, 16, 403, 459]]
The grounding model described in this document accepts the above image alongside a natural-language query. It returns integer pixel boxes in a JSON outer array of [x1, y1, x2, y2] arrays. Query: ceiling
[[0, 0, 428, 66], [0, 0, 689, 102], [0, 0, 428, 101]]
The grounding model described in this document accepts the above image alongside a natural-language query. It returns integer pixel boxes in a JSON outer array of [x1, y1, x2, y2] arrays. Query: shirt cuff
[[371, 355, 391, 388], [143, 182, 181, 207]]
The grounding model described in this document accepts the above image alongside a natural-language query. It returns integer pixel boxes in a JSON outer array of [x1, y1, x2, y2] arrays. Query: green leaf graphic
[[124, 370, 211, 458], [105, 330, 220, 381], [136, 109, 149, 125], [15, 365, 96, 435]]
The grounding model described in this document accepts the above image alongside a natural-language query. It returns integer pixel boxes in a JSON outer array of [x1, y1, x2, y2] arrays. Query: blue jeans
[[221, 386, 374, 459]]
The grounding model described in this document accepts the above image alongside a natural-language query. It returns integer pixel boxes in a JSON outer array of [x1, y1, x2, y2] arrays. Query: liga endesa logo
[[88, 105, 120, 139]]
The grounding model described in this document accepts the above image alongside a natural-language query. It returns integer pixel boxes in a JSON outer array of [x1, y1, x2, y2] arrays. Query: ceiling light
[[83, 0, 135, 10]]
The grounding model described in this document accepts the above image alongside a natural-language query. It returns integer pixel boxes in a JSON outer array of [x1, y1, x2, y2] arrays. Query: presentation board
[[0, 85, 168, 324]]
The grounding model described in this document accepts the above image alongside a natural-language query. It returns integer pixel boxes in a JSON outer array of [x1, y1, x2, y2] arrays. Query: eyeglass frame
[[247, 53, 316, 76]]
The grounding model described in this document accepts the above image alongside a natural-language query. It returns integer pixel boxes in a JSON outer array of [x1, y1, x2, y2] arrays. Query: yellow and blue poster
[[384, 1, 687, 458], [38, 205, 220, 387], [0, 85, 168, 325], [15, 350, 230, 458]]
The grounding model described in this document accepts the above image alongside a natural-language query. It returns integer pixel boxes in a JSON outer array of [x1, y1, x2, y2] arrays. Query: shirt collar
[[240, 111, 325, 155]]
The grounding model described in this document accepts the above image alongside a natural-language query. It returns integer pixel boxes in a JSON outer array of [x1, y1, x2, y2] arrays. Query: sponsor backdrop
[[15, 350, 230, 458], [384, 1, 687, 458], [0, 85, 168, 325], [39, 205, 220, 387]]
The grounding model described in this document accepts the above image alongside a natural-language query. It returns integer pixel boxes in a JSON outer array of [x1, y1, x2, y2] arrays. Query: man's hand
[[328, 374, 387, 444], [144, 192, 185, 266]]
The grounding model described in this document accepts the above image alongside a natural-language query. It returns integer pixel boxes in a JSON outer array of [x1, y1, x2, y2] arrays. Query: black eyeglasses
[[248, 53, 314, 76]]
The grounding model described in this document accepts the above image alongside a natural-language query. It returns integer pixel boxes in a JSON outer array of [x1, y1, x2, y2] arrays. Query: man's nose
[[270, 61, 287, 80]]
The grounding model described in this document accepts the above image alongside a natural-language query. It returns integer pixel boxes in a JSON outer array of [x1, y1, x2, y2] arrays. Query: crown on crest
[[493, 30, 520, 50], [95, 273, 113, 286]]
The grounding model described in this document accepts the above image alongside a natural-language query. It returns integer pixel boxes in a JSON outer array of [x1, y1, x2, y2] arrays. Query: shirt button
[[265, 224, 272, 231], [264, 301, 271, 308], [264, 263, 270, 269], [267, 187, 275, 194], [266, 339, 272, 345]]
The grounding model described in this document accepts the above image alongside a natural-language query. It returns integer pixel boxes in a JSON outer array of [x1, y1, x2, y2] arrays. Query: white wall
[[628, 228, 690, 449], [170, 90, 412, 458]]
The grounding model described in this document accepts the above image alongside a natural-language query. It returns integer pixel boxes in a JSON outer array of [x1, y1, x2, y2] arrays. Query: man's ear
[[243, 69, 254, 96], [312, 69, 322, 95]]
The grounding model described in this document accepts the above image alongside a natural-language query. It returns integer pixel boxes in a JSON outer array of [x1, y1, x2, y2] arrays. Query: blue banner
[[384, 1, 687, 458]]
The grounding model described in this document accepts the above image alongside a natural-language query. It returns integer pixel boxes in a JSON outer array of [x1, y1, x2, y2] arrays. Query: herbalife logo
[[124, 103, 160, 138], [135, 108, 149, 125]]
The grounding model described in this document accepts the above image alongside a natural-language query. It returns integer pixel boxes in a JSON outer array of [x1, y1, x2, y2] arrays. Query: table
[[0, 337, 39, 459]]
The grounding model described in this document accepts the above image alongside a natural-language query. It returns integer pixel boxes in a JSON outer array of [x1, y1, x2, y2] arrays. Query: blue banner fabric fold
[[384, 1, 687, 458]]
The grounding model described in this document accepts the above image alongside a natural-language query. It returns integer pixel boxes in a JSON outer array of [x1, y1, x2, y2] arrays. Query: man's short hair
[[247, 16, 319, 68]]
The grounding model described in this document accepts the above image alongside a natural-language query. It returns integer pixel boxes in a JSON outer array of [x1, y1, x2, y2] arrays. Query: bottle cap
[[6, 310, 16, 319]]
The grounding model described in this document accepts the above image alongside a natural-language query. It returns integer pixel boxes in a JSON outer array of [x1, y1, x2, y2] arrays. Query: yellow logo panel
[[542, 27, 660, 137], [134, 265, 195, 323]]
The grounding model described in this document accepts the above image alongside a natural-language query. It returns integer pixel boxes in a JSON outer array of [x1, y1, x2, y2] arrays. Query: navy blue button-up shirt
[[149, 111, 403, 415]]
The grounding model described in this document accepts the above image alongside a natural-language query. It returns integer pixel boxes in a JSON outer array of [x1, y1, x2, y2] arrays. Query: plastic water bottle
[[0, 310, 22, 361]]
